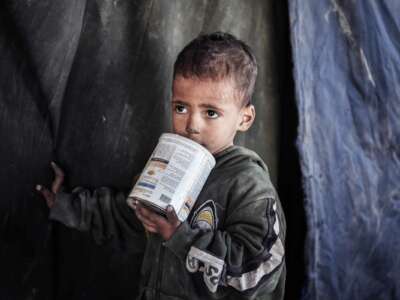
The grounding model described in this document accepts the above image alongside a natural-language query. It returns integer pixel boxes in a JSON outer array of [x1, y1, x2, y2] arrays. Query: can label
[[127, 133, 216, 221]]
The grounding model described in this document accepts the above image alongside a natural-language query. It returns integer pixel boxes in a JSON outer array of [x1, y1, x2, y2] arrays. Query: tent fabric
[[289, 1, 400, 299], [0, 1, 283, 299]]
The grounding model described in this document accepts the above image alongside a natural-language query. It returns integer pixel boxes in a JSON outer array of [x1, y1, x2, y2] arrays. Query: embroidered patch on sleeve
[[190, 199, 218, 231]]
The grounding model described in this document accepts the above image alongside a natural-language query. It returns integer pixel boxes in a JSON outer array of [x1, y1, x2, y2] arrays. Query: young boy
[[37, 32, 286, 300]]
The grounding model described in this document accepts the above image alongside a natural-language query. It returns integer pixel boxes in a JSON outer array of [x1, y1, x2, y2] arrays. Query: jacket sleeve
[[49, 187, 145, 247], [163, 169, 286, 299]]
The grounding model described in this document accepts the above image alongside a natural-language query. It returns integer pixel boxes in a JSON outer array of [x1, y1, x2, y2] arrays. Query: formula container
[[127, 133, 216, 222]]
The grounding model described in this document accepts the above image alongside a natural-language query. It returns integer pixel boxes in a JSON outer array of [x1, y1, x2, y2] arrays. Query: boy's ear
[[237, 104, 255, 132]]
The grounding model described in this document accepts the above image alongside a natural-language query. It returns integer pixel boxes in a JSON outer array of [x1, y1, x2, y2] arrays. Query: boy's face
[[171, 76, 255, 154]]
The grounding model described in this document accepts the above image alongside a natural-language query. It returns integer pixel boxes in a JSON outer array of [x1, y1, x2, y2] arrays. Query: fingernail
[[36, 185, 42, 191]]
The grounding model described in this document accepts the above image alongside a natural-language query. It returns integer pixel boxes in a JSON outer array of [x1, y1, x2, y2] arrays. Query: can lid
[[160, 133, 216, 167]]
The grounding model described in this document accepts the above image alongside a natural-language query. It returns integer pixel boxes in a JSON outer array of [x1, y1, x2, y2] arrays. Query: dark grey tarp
[[0, 1, 288, 299], [289, 1, 400, 299]]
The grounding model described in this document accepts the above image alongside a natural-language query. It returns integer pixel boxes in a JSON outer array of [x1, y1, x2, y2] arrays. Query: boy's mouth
[[189, 138, 205, 147], [178, 133, 206, 148]]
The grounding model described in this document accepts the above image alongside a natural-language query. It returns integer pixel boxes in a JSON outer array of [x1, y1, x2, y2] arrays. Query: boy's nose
[[186, 127, 200, 134], [185, 114, 200, 134]]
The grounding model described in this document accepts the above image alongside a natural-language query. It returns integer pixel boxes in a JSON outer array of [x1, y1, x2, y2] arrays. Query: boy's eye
[[206, 110, 219, 119], [174, 104, 187, 114]]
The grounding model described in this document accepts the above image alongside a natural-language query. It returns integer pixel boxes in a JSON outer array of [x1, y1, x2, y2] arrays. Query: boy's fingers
[[135, 203, 149, 218], [51, 161, 65, 178], [150, 213, 169, 227], [36, 185, 55, 208], [166, 206, 180, 226], [138, 218, 158, 232], [136, 202, 177, 231], [136, 203, 158, 221], [136, 212, 155, 227], [135, 206, 157, 228], [143, 224, 158, 233], [51, 161, 65, 193]]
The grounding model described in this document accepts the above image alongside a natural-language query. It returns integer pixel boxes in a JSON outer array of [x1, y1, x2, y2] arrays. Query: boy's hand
[[36, 161, 65, 208], [134, 201, 181, 240]]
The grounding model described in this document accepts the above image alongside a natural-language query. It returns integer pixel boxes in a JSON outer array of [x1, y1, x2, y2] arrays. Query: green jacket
[[50, 145, 286, 300]]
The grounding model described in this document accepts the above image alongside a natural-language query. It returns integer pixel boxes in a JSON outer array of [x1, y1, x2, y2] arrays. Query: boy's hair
[[173, 32, 258, 106]]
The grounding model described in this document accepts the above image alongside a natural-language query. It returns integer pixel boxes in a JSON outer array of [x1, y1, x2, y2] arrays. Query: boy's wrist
[[163, 221, 197, 260], [160, 221, 181, 241]]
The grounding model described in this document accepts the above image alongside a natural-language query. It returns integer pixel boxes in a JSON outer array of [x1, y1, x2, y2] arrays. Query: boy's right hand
[[134, 201, 181, 240], [36, 162, 65, 208]]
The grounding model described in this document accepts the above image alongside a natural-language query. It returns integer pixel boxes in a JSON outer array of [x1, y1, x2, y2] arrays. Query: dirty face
[[171, 76, 255, 154]]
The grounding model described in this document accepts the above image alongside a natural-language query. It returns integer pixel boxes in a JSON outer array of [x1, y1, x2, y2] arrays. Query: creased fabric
[[289, 1, 400, 299]]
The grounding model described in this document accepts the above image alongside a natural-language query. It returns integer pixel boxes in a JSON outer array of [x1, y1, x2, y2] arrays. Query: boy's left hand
[[134, 201, 181, 240], [36, 161, 65, 208]]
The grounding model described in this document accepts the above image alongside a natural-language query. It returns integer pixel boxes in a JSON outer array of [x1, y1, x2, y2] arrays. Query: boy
[[37, 32, 286, 300]]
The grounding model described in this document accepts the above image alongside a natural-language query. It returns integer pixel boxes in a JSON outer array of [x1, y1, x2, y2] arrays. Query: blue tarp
[[289, 1, 400, 299]]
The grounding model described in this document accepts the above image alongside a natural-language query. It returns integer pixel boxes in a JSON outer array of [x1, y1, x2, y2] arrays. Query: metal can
[[127, 133, 216, 221]]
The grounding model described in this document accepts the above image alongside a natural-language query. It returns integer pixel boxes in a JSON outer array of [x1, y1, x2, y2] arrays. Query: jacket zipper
[[156, 243, 165, 300]]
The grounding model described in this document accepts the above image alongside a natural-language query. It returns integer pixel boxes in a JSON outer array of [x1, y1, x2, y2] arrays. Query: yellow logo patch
[[190, 200, 218, 231]]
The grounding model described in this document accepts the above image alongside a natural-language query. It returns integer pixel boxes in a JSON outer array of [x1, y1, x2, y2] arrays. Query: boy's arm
[[165, 195, 285, 299], [36, 162, 145, 247], [50, 187, 145, 246]]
